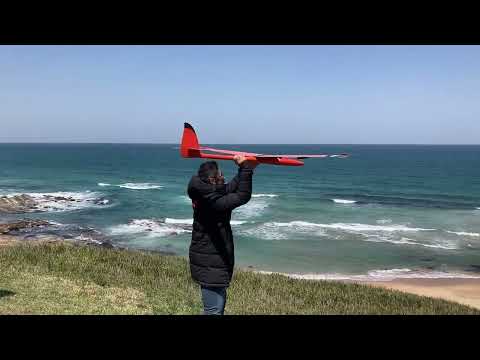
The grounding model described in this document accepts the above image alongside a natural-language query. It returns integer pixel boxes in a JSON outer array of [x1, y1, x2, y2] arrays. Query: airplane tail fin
[[181, 123, 201, 158]]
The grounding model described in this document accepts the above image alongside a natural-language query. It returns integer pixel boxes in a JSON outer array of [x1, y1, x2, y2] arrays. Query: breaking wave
[[241, 220, 461, 250], [109, 219, 191, 237], [98, 182, 163, 190], [360, 234, 458, 250], [241, 224, 288, 240], [117, 183, 163, 190], [240, 221, 327, 240], [326, 193, 480, 210], [252, 194, 278, 198], [446, 231, 480, 237], [269, 221, 436, 232], [234, 197, 273, 219], [109, 217, 248, 238], [164, 218, 247, 226], [255, 268, 480, 282], [332, 199, 357, 204]]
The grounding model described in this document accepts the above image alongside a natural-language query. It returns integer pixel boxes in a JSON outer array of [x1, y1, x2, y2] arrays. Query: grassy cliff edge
[[0, 243, 478, 315]]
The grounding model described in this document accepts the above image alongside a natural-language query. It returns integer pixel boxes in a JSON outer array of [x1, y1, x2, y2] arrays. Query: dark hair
[[198, 161, 219, 181]]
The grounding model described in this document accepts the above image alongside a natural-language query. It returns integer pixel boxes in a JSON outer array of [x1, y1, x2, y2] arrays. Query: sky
[[1, 45, 479, 144]]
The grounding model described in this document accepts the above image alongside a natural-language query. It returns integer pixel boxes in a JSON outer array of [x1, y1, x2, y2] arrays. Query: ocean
[[1, 143, 480, 281]]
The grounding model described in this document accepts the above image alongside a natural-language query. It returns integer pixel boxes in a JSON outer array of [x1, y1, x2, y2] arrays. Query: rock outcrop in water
[[0, 218, 116, 250], [0, 195, 37, 213], [0, 219, 60, 247], [0, 193, 109, 214], [0, 219, 50, 234]]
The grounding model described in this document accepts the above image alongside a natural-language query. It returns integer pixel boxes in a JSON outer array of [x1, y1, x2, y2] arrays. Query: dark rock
[[99, 242, 114, 249], [93, 198, 109, 205], [52, 196, 74, 202], [467, 265, 480, 273], [0, 219, 50, 234]]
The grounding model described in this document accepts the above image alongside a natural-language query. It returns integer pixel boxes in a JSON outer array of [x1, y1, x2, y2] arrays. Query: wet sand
[[359, 279, 480, 310]]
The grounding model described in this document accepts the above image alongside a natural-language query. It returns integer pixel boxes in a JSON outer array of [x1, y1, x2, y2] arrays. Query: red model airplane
[[180, 123, 349, 166]]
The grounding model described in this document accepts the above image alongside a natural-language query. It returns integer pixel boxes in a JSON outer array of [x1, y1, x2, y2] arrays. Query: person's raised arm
[[205, 155, 258, 212]]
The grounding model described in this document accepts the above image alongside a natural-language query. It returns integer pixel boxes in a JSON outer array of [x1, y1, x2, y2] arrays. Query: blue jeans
[[201, 286, 227, 315]]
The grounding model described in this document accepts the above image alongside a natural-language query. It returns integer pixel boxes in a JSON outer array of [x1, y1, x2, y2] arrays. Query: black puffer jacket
[[187, 166, 253, 287]]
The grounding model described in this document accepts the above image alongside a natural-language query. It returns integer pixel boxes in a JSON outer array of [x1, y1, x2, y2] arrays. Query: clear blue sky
[[1, 45, 479, 144]]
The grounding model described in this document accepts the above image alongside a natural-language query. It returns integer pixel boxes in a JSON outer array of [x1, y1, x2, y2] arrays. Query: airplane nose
[[277, 158, 304, 166]]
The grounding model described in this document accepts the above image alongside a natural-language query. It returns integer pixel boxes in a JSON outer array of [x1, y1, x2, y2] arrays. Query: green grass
[[0, 243, 478, 315]]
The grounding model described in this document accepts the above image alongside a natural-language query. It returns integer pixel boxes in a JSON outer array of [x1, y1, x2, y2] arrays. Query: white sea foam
[[241, 224, 289, 240], [246, 220, 452, 249], [164, 218, 247, 226], [446, 231, 480, 237], [97, 182, 162, 190], [252, 194, 278, 198], [231, 220, 248, 225], [240, 221, 327, 240], [234, 198, 270, 218], [109, 219, 191, 237], [332, 199, 357, 204], [165, 218, 193, 225], [255, 268, 480, 282], [109, 217, 249, 238], [360, 234, 458, 250], [117, 183, 163, 190], [269, 221, 436, 232], [376, 219, 392, 224]]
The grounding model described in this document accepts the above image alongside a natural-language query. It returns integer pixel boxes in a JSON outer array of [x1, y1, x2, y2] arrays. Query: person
[[187, 155, 258, 315]]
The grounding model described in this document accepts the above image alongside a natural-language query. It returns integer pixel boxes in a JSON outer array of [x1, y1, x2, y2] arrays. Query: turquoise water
[[1, 144, 480, 279]]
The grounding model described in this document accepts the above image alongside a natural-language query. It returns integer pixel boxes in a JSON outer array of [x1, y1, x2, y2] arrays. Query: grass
[[0, 243, 478, 315]]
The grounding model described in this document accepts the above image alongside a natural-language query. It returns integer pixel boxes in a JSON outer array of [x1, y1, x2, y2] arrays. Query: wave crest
[[109, 217, 248, 238], [446, 231, 480, 237], [109, 219, 191, 237], [117, 183, 163, 190], [270, 221, 436, 232], [332, 199, 357, 204], [255, 268, 480, 282], [97, 182, 163, 190]]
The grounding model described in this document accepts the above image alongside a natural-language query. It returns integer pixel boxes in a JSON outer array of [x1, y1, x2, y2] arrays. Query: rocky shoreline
[[0, 193, 123, 249], [0, 218, 116, 249], [0, 193, 109, 214], [0, 218, 182, 258]]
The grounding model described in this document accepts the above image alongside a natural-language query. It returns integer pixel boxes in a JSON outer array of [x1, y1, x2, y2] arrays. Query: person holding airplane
[[187, 155, 258, 315]]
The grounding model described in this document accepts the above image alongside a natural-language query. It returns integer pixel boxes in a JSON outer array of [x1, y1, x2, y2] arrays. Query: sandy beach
[[359, 279, 480, 310]]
